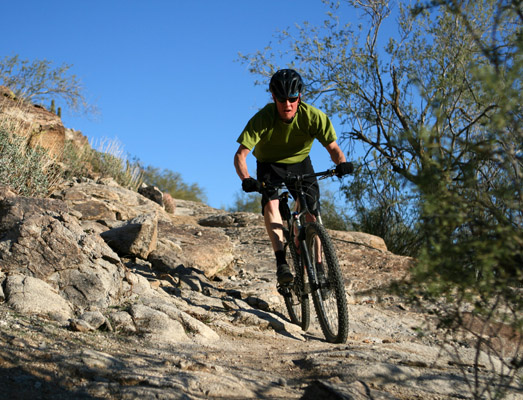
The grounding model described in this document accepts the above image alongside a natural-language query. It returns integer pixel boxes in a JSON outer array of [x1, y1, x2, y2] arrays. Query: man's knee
[[264, 199, 280, 216]]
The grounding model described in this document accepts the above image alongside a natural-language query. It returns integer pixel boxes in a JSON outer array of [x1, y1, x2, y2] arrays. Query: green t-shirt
[[237, 102, 337, 164]]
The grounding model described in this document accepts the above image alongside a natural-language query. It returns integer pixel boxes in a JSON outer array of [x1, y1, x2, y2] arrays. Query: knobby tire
[[306, 222, 349, 343], [282, 229, 310, 331]]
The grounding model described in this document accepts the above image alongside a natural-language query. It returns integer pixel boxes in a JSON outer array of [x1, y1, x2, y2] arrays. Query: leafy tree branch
[[0, 55, 97, 115], [239, 1, 522, 397]]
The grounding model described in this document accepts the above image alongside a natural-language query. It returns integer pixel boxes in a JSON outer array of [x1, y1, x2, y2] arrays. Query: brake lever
[[319, 169, 337, 180]]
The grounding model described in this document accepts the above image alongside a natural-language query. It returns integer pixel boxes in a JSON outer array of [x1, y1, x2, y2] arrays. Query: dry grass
[[0, 112, 143, 196]]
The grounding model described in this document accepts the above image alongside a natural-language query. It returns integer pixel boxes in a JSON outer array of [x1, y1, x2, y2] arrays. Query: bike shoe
[[277, 263, 294, 285]]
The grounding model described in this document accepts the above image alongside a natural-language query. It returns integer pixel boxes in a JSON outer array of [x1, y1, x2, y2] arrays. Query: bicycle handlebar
[[259, 168, 339, 192], [288, 168, 338, 182]]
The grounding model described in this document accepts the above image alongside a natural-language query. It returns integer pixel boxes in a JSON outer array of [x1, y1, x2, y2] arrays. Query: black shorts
[[256, 156, 320, 215]]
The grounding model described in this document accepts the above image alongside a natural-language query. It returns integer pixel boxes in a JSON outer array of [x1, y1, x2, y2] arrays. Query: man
[[234, 69, 352, 285]]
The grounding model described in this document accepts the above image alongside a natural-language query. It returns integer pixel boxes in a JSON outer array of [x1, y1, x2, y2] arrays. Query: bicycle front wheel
[[306, 222, 349, 343], [282, 229, 310, 331]]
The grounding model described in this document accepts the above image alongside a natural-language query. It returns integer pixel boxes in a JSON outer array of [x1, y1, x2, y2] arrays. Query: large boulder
[[51, 179, 171, 223], [156, 220, 235, 278], [5, 274, 74, 323], [129, 304, 191, 344], [101, 212, 159, 259], [0, 192, 129, 312], [329, 229, 413, 295], [52, 180, 235, 277]]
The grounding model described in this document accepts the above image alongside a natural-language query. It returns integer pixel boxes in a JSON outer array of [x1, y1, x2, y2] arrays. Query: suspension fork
[[291, 186, 322, 290], [293, 214, 320, 293], [299, 237, 320, 293], [294, 192, 323, 267]]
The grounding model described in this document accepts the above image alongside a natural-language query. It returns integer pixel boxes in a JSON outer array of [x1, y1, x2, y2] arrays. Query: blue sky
[[1, 0, 370, 209]]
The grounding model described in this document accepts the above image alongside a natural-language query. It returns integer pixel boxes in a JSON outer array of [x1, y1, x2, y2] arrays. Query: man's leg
[[264, 199, 293, 284], [264, 199, 285, 252]]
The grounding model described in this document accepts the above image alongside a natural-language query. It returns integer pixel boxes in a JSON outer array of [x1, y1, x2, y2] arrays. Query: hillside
[[0, 87, 520, 399], [1, 178, 520, 400]]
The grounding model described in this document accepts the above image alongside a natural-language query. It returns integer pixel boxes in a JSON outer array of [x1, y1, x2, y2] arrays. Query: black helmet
[[269, 69, 303, 99]]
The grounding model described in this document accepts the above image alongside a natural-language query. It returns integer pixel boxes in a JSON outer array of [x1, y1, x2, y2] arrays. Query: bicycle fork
[[294, 221, 321, 295]]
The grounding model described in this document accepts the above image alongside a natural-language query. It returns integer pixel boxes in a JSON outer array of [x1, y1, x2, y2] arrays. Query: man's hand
[[335, 162, 354, 177], [242, 177, 262, 193]]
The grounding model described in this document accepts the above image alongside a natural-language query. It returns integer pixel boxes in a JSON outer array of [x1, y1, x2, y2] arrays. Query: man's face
[[273, 94, 300, 122]]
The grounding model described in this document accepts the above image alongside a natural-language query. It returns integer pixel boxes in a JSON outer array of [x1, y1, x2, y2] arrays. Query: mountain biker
[[233, 69, 353, 285]]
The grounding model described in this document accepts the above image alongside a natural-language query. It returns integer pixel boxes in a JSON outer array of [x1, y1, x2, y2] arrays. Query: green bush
[[140, 165, 206, 203], [228, 191, 261, 214]]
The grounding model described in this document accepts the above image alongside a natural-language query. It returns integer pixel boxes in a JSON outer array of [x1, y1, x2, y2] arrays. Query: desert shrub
[[60, 139, 92, 180], [0, 115, 61, 197], [82, 138, 144, 190]]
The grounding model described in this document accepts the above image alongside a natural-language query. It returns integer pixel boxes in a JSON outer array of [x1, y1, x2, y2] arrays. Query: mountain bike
[[261, 169, 349, 343]]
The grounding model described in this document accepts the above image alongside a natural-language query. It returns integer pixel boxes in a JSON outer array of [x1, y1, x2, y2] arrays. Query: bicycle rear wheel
[[306, 222, 348, 343], [282, 229, 310, 331]]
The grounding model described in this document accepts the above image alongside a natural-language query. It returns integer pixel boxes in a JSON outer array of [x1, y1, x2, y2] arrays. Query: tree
[[240, 0, 522, 397], [0, 55, 96, 114], [317, 182, 352, 231], [228, 191, 262, 214], [141, 165, 207, 203], [344, 157, 422, 256]]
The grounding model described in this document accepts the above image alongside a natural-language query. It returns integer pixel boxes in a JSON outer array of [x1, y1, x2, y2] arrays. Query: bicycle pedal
[[277, 283, 292, 296]]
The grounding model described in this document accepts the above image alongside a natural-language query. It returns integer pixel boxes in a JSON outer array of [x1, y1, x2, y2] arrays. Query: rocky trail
[[0, 179, 521, 400]]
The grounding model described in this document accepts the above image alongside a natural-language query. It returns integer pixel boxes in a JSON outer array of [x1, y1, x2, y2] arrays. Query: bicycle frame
[[263, 168, 349, 343], [273, 169, 337, 290]]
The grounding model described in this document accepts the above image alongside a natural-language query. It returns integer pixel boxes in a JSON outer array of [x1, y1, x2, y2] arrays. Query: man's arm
[[325, 141, 346, 164], [234, 144, 251, 180]]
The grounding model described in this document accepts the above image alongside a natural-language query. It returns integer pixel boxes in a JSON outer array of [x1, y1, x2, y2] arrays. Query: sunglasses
[[276, 96, 299, 104]]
